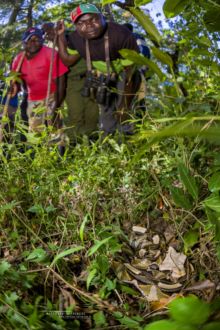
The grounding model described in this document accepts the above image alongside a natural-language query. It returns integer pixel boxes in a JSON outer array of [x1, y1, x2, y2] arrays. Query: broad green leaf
[[96, 255, 109, 277], [204, 206, 220, 241], [144, 321, 197, 330], [51, 246, 84, 267], [142, 58, 165, 81], [178, 163, 198, 201], [129, 7, 161, 44], [120, 59, 134, 67], [5, 292, 19, 304], [92, 61, 110, 73], [113, 311, 123, 319], [86, 268, 97, 289], [132, 315, 143, 322], [87, 236, 113, 256], [0, 260, 11, 275], [101, 0, 117, 5], [1, 115, 10, 124], [144, 320, 178, 330], [169, 296, 210, 325], [92, 59, 133, 74], [93, 311, 107, 327], [212, 62, 220, 75], [25, 133, 42, 144], [170, 187, 192, 210], [178, 38, 187, 45], [203, 193, 220, 213], [132, 121, 220, 164], [0, 201, 19, 211], [26, 248, 47, 262], [198, 59, 213, 67], [118, 315, 140, 328], [67, 48, 79, 55], [208, 172, 220, 192], [183, 230, 199, 252], [119, 49, 148, 65], [105, 278, 116, 291], [27, 204, 44, 214], [120, 49, 165, 81], [210, 295, 220, 313], [5, 72, 22, 84], [152, 47, 173, 67], [45, 205, 57, 213], [195, 36, 211, 47], [204, 8, 220, 32], [163, 0, 191, 18], [79, 214, 89, 243], [135, 0, 153, 5], [190, 49, 213, 57], [203, 322, 220, 330], [120, 284, 138, 296], [212, 217, 220, 241]]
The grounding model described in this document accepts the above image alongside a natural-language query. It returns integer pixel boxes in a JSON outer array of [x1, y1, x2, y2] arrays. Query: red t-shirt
[[12, 46, 68, 101]]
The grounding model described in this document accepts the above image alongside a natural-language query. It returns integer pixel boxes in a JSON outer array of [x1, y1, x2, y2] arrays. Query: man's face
[[24, 35, 43, 57], [75, 13, 105, 39]]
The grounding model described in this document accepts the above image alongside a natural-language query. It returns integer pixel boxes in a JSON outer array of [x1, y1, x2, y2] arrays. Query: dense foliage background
[[0, 0, 220, 329]]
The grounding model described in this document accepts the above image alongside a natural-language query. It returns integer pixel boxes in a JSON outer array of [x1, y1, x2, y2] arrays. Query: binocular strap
[[85, 31, 111, 79]]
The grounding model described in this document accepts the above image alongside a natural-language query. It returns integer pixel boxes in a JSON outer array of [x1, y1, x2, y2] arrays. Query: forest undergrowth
[[0, 98, 220, 329], [0, 0, 220, 328]]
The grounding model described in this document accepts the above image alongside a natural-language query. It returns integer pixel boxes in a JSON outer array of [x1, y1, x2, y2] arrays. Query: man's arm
[[56, 20, 80, 67], [54, 74, 66, 108]]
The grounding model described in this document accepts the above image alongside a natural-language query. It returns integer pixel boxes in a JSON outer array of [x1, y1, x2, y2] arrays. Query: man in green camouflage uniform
[[42, 23, 99, 144], [65, 57, 99, 143]]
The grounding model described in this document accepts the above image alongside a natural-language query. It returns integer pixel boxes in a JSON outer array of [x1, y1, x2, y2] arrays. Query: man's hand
[[56, 22, 80, 67], [55, 20, 65, 36]]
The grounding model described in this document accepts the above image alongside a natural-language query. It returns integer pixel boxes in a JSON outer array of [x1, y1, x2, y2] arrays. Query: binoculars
[[81, 72, 114, 106]]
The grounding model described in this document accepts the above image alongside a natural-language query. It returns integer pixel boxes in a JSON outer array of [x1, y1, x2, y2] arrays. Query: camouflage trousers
[[27, 94, 56, 132], [27, 94, 65, 146], [99, 69, 143, 136]]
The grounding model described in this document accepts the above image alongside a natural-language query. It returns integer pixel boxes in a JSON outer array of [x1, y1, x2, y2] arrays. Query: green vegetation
[[0, 0, 220, 329]]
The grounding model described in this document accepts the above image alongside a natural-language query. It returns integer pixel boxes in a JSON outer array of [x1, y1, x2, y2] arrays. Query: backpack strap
[[104, 32, 111, 78]]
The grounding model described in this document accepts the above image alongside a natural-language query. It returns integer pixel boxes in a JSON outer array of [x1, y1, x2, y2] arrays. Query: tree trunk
[[7, 0, 25, 25], [27, 0, 34, 28]]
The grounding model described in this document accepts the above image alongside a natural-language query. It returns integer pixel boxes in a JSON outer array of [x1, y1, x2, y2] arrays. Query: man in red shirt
[[12, 27, 68, 133]]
